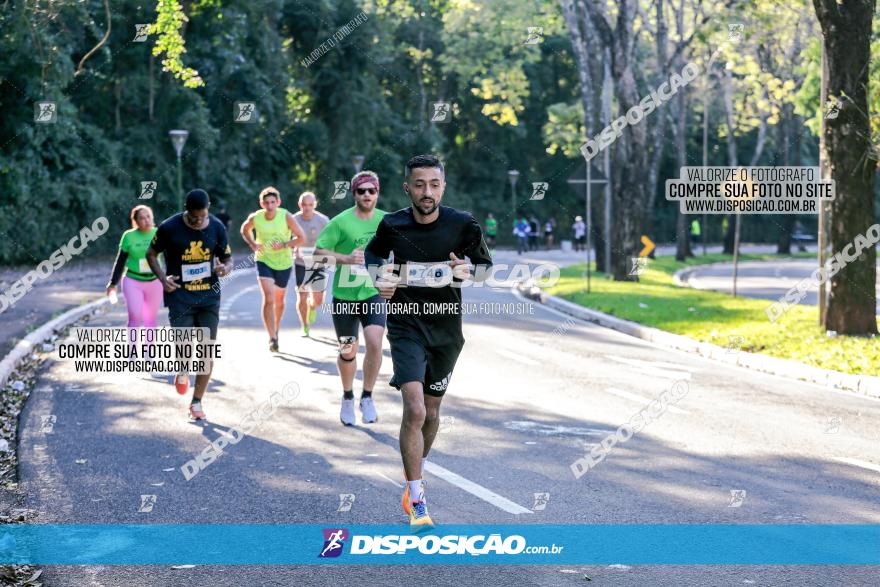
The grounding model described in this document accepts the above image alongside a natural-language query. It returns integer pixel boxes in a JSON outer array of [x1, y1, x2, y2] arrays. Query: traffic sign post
[[568, 162, 607, 293]]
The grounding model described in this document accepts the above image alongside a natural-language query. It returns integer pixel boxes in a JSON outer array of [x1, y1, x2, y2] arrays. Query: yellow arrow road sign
[[639, 235, 655, 257]]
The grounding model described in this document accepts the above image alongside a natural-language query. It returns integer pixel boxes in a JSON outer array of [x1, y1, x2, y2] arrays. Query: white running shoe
[[340, 398, 356, 426], [359, 397, 378, 423]]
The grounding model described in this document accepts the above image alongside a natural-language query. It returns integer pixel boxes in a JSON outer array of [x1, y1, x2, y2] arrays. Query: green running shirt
[[315, 206, 386, 301], [120, 228, 158, 280]]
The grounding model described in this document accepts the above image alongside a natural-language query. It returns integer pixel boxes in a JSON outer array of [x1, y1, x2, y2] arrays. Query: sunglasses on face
[[355, 187, 377, 195]]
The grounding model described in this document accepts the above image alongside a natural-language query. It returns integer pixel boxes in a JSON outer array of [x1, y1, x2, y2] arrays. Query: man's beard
[[413, 198, 438, 216], [355, 200, 375, 213]]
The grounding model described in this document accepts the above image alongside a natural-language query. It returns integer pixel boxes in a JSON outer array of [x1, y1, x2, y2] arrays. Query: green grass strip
[[545, 253, 878, 377]]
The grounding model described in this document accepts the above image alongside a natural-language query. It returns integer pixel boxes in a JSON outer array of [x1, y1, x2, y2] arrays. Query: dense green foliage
[[0, 0, 874, 264]]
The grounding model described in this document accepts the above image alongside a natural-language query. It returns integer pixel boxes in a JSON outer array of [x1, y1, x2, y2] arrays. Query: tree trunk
[[813, 0, 877, 335], [670, 0, 692, 262], [114, 81, 121, 132], [720, 68, 738, 254], [148, 52, 155, 122], [583, 0, 650, 281], [645, 0, 669, 226], [777, 104, 795, 254], [559, 0, 597, 136], [674, 92, 692, 261], [560, 0, 605, 271]]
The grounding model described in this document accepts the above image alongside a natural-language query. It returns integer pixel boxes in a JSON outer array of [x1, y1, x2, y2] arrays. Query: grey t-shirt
[[293, 211, 330, 266]]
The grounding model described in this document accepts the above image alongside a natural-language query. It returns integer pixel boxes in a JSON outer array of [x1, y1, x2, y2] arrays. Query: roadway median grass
[[545, 253, 879, 377]]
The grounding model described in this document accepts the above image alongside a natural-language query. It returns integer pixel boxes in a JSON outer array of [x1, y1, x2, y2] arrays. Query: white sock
[[408, 480, 423, 504], [421, 457, 427, 471]]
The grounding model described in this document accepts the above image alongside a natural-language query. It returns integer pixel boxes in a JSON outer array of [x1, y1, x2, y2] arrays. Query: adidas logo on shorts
[[429, 373, 452, 392]]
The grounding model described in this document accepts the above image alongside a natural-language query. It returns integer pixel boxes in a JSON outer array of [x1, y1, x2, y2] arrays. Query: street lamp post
[[168, 130, 189, 211], [352, 155, 365, 175], [508, 169, 520, 223]]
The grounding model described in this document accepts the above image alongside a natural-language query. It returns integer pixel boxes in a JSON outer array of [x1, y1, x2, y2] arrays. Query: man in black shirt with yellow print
[[147, 189, 232, 421], [365, 154, 492, 527]]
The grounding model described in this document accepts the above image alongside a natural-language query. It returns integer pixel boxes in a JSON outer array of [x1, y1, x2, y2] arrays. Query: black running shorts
[[388, 334, 464, 397], [167, 302, 220, 340], [256, 261, 292, 288], [331, 295, 387, 340]]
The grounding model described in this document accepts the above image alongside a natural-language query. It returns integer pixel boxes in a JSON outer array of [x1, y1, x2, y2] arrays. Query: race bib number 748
[[405, 262, 452, 287]]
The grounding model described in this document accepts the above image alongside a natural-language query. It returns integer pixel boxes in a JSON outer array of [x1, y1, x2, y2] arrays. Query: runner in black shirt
[[365, 154, 492, 527], [146, 189, 232, 421]]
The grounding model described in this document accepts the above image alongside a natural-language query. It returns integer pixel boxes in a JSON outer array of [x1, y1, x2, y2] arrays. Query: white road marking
[[424, 461, 533, 515], [503, 420, 608, 436], [516, 288, 880, 405], [833, 457, 880, 474], [219, 284, 259, 320], [494, 348, 541, 366], [605, 356, 693, 380], [374, 472, 404, 488], [605, 387, 690, 415]]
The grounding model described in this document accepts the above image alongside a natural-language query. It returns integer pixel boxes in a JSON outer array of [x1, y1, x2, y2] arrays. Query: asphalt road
[[682, 258, 880, 313], [18, 252, 880, 586]]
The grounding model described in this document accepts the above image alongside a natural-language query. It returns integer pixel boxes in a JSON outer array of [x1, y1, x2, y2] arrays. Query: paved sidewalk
[[0, 257, 111, 359], [491, 243, 795, 269], [677, 258, 880, 313]]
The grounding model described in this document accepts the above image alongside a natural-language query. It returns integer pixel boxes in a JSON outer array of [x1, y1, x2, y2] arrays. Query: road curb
[[0, 297, 109, 390], [671, 259, 803, 288], [672, 261, 741, 287], [516, 283, 880, 399]]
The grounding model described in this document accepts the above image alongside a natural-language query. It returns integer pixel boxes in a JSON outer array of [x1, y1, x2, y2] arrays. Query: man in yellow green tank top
[[240, 186, 306, 352]]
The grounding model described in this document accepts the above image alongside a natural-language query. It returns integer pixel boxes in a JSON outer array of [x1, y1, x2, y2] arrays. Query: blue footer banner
[[1, 524, 877, 565]]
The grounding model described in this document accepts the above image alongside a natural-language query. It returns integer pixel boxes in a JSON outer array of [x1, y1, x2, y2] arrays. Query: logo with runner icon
[[524, 27, 544, 45], [430, 102, 452, 123], [332, 181, 350, 200], [234, 102, 257, 123], [337, 493, 356, 512], [530, 182, 548, 200], [138, 494, 157, 513], [139, 181, 157, 200], [319, 528, 349, 558], [34, 101, 57, 123]]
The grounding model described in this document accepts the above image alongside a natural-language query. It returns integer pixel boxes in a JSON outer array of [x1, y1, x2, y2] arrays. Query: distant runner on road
[[239, 186, 306, 353], [572, 215, 586, 252], [365, 154, 492, 527], [314, 171, 387, 427], [484, 213, 497, 248], [146, 189, 232, 421], [292, 191, 330, 337]]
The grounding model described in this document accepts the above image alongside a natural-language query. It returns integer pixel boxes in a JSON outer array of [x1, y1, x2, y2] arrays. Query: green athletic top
[[486, 218, 498, 236], [119, 228, 158, 281], [315, 206, 386, 301], [253, 208, 293, 270]]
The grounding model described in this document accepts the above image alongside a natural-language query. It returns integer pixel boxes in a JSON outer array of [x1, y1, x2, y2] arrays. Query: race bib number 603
[[181, 261, 211, 282]]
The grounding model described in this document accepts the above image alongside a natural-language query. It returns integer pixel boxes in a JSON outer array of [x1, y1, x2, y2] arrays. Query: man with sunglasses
[[314, 171, 387, 426], [364, 154, 492, 527], [146, 189, 232, 421]]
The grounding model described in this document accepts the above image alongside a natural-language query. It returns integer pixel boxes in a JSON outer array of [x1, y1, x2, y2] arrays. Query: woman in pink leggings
[[106, 205, 163, 327]]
